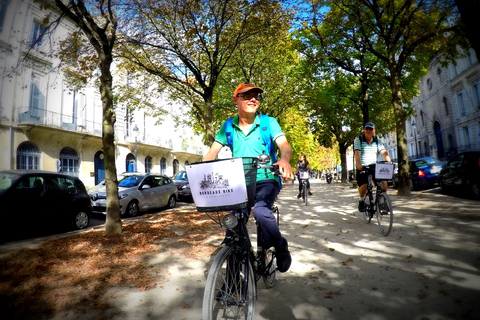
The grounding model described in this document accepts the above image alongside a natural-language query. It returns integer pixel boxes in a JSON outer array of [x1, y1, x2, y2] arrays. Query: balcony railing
[[17, 107, 174, 150]]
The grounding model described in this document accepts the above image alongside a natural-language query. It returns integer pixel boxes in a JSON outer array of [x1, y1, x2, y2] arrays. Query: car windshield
[[173, 171, 188, 180], [415, 158, 439, 167], [0, 172, 21, 196], [118, 175, 143, 188]]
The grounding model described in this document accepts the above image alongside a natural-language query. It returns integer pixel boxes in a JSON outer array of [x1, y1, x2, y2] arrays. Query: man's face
[[234, 90, 261, 115], [364, 126, 375, 136]]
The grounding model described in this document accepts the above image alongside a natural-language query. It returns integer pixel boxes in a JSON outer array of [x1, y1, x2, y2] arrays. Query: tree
[[52, 0, 122, 234], [308, 0, 461, 195], [117, 0, 293, 145], [454, 0, 480, 59]]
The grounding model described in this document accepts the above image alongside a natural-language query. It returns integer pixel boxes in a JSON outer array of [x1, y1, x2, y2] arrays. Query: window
[[145, 156, 152, 173], [30, 20, 47, 49], [17, 142, 40, 170], [0, 0, 9, 34], [173, 159, 179, 175], [472, 82, 480, 111], [443, 97, 449, 116], [457, 91, 468, 117], [60, 147, 79, 176], [427, 78, 432, 90], [29, 73, 44, 117], [160, 157, 166, 175]]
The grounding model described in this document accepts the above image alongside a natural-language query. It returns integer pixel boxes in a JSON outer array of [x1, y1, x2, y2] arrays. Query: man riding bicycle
[[203, 82, 293, 273], [354, 122, 392, 212]]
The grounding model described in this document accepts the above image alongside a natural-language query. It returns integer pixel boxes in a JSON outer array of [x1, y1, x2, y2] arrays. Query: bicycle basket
[[186, 157, 258, 212], [374, 163, 394, 180]]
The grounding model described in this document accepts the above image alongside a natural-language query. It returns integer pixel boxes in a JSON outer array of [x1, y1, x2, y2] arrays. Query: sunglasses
[[237, 93, 263, 101], [364, 127, 374, 131]]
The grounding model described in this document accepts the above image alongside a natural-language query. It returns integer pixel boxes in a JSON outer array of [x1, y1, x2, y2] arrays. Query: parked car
[[172, 171, 192, 201], [438, 150, 480, 200], [0, 170, 92, 240], [391, 157, 445, 190], [89, 172, 177, 217]]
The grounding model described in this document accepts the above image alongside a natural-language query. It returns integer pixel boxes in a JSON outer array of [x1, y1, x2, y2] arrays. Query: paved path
[[44, 179, 480, 320]]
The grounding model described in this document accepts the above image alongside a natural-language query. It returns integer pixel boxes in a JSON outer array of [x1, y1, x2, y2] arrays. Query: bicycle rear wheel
[[202, 246, 256, 320], [362, 192, 373, 223], [262, 248, 277, 288], [376, 192, 393, 236]]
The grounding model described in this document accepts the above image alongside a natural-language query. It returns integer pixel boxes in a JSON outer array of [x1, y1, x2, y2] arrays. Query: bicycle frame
[[362, 165, 394, 236]]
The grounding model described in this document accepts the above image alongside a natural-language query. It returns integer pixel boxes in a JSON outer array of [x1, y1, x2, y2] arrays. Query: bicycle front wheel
[[202, 246, 256, 320], [363, 192, 373, 224], [376, 192, 393, 236], [303, 183, 307, 205]]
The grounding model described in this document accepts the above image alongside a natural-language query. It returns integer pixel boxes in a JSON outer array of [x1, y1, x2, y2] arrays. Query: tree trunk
[[339, 142, 349, 183], [100, 57, 122, 235], [391, 72, 411, 196]]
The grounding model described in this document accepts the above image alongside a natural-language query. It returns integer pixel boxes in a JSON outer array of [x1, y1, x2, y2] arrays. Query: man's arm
[[274, 136, 293, 179], [203, 141, 223, 161], [380, 150, 392, 162], [355, 150, 362, 171]]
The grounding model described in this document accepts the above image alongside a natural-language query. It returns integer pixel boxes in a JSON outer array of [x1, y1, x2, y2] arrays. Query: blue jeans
[[252, 179, 282, 249]]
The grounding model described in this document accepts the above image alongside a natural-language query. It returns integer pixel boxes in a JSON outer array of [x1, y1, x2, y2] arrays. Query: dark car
[[392, 157, 445, 190], [438, 150, 480, 200], [172, 171, 192, 201], [0, 170, 92, 240]]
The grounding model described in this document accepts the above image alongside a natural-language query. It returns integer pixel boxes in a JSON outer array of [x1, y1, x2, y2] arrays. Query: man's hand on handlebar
[[275, 158, 294, 180]]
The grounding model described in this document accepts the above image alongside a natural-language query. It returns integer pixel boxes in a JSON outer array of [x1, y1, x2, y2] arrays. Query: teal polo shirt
[[215, 115, 284, 182]]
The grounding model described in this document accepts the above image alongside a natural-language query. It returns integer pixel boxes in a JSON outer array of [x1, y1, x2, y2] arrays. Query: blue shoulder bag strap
[[260, 114, 282, 189], [225, 118, 234, 151]]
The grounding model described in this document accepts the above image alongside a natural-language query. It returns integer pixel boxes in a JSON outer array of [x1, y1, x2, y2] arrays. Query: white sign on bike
[[299, 171, 309, 179], [186, 158, 248, 209], [375, 163, 394, 180]]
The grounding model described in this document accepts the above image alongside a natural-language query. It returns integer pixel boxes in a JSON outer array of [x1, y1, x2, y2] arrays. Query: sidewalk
[[6, 179, 480, 320]]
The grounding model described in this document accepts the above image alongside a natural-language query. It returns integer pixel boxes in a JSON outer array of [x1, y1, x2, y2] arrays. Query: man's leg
[[356, 172, 367, 212], [253, 180, 291, 273]]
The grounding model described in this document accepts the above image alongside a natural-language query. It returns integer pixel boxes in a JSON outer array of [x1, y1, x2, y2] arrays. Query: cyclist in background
[[354, 122, 392, 212], [296, 154, 312, 198], [203, 82, 293, 273]]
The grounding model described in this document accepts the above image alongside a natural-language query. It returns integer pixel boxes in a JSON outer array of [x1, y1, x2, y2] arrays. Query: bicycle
[[298, 171, 309, 206], [187, 154, 281, 320], [361, 162, 394, 236]]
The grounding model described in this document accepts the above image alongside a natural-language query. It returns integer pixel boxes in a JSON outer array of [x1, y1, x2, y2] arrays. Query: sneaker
[[297, 193, 301, 199], [358, 200, 365, 212], [308, 192, 313, 196], [275, 237, 292, 273]]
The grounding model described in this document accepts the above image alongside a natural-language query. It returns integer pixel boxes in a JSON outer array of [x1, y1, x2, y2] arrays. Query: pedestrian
[[296, 154, 312, 198], [354, 122, 392, 212], [203, 81, 293, 273]]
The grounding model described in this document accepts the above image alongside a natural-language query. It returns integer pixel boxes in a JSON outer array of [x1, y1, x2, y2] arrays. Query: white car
[[89, 173, 178, 217]]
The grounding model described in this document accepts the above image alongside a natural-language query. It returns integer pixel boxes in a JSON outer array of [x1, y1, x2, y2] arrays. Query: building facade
[[0, 0, 205, 188], [382, 48, 480, 162]]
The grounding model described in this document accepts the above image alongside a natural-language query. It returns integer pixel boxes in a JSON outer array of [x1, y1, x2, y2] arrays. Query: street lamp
[[133, 124, 139, 172], [411, 121, 418, 158]]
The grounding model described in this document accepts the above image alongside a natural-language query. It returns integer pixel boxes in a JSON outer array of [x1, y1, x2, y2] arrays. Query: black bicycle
[[298, 171, 309, 206], [192, 154, 280, 320], [361, 163, 394, 236]]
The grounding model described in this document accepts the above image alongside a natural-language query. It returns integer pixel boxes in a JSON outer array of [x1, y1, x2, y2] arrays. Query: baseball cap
[[233, 82, 264, 97], [364, 122, 375, 129]]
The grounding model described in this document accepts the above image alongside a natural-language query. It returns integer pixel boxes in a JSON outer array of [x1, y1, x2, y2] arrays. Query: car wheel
[[472, 182, 480, 200], [439, 180, 448, 194], [126, 201, 139, 217], [72, 211, 90, 230], [167, 195, 176, 209], [392, 177, 397, 189], [409, 179, 415, 191]]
